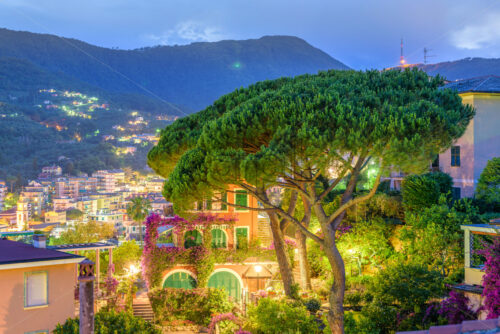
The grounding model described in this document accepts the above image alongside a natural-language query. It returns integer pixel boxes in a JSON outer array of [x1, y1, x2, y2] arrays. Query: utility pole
[[400, 38, 405, 65], [424, 48, 436, 64]]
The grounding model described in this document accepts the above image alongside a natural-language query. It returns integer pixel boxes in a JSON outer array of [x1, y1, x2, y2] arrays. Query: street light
[[254, 265, 262, 290]]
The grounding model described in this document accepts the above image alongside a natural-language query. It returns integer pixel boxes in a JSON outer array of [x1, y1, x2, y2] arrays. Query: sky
[[1, 0, 500, 69]]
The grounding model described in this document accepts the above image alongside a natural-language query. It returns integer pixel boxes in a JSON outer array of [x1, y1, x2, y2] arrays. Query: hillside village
[[0, 69, 499, 334]]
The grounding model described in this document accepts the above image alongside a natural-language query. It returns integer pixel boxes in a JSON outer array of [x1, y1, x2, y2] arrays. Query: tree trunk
[[323, 232, 346, 334], [295, 229, 312, 290], [269, 213, 295, 297]]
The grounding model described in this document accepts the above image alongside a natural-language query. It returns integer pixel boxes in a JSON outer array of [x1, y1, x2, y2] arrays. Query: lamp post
[[78, 259, 95, 334], [254, 265, 262, 290]]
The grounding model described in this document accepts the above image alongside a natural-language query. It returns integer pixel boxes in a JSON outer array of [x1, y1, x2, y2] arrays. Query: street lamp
[[254, 265, 262, 290]]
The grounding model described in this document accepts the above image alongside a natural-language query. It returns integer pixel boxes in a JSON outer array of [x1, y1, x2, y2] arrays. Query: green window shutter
[[206, 200, 212, 210], [211, 229, 227, 249], [235, 190, 248, 211], [235, 227, 249, 250], [163, 272, 197, 289], [184, 230, 202, 249], [220, 192, 227, 211]]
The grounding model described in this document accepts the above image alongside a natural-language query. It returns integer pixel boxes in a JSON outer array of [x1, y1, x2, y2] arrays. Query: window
[[451, 146, 460, 167], [25, 271, 48, 308], [235, 190, 248, 211], [235, 227, 249, 250], [211, 229, 227, 248], [431, 155, 439, 168], [220, 192, 227, 211], [184, 230, 202, 248], [452, 187, 461, 201]]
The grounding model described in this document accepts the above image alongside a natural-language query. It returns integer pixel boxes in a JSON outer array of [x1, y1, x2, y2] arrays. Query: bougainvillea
[[142, 213, 235, 288], [478, 237, 500, 319], [437, 290, 477, 324], [208, 312, 241, 334]]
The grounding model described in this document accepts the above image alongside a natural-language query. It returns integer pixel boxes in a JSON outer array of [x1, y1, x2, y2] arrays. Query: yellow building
[[439, 76, 500, 198]]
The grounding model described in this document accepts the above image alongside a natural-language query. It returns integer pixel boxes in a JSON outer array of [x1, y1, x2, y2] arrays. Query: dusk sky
[[2, 0, 500, 69]]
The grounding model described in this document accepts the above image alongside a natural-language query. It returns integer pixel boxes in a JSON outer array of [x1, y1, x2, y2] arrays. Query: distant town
[[0, 166, 170, 241]]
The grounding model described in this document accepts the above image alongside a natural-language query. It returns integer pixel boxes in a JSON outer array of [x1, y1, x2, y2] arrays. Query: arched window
[[184, 230, 202, 248], [163, 271, 197, 289], [208, 270, 242, 301], [211, 229, 227, 249]]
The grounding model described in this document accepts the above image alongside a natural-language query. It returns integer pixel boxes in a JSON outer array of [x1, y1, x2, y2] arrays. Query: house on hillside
[[150, 185, 279, 302], [438, 76, 500, 198], [384, 75, 500, 197], [0, 235, 83, 334]]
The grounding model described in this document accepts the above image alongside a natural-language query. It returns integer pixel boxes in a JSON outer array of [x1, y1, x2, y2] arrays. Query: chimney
[[33, 234, 47, 248]]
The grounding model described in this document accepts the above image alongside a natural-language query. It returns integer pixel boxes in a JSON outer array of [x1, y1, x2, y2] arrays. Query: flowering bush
[[478, 237, 500, 319], [142, 213, 275, 288], [148, 287, 233, 325], [142, 213, 235, 288], [208, 312, 243, 334], [437, 290, 477, 324]]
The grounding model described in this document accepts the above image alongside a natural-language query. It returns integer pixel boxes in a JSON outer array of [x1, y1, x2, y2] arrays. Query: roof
[[47, 241, 116, 252], [0, 239, 83, 266], [443, 75, 500, 93], [397, 317, 500, 334]]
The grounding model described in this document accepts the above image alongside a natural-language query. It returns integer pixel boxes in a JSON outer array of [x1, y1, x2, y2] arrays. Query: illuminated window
[[451, 146, 460, 167], [25, 271, 48, 307]]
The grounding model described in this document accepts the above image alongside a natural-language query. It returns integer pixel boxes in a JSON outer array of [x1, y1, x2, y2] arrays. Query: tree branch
[[326, 168, 383, 227]]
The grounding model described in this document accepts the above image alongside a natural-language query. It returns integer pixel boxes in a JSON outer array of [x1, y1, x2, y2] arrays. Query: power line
[[2, 5, 189, 117]]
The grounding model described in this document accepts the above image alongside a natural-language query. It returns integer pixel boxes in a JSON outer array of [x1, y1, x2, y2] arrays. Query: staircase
[[133, 299, 154, 322]]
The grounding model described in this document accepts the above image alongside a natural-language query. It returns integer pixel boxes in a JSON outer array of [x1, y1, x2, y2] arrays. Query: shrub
[[54, 310, 160, 333], [148, 288, 233, 325], [400, 198, 466, 277], [247, 298, 321, 334], [304, 298, 322, 314], [476, 157, 500, 211], [368, 263, 444, 313], [477, 237, 500, 319], [438, 290, 477, 324], [402, 172, 452, 212]]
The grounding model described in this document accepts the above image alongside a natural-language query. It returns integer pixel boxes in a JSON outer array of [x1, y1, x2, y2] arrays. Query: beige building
[[439, 76, 500, 198], [0, 236, 83, 334]]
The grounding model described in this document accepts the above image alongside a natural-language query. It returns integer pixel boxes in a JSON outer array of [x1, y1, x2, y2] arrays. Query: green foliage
[[106, 241, 142, 275], [247, 298, 321, 334], [304, 298, 322, 313], [400, 197, 478, 277], [53, 310, 160, 334], [148, 288, 233, 325], [50, 221, 114, 245], [402, 172, 452, 212], [65, 208, 83, 221], [367, 263, 444, 313], [476, 157, 500, 211], [150, 69, 473, 212], [338, 218, 396, 271]]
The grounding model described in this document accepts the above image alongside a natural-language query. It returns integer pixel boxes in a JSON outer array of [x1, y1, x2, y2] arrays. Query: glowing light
[[254, 265, 263, 273], [232, 61, 242, 69], [128, 264, 140, 276]]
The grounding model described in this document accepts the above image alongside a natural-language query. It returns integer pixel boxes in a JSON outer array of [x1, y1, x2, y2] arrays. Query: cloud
[[450, 13, 500, 50], [145, 21, 227, 45]]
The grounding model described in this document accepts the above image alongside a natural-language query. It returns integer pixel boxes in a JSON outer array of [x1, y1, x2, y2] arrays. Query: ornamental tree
[[148, 68, 473, 333]]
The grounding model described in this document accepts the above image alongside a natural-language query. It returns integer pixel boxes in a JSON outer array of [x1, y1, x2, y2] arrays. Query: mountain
[[0, 28, 349, 110], [419, 58, 500, 81]]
